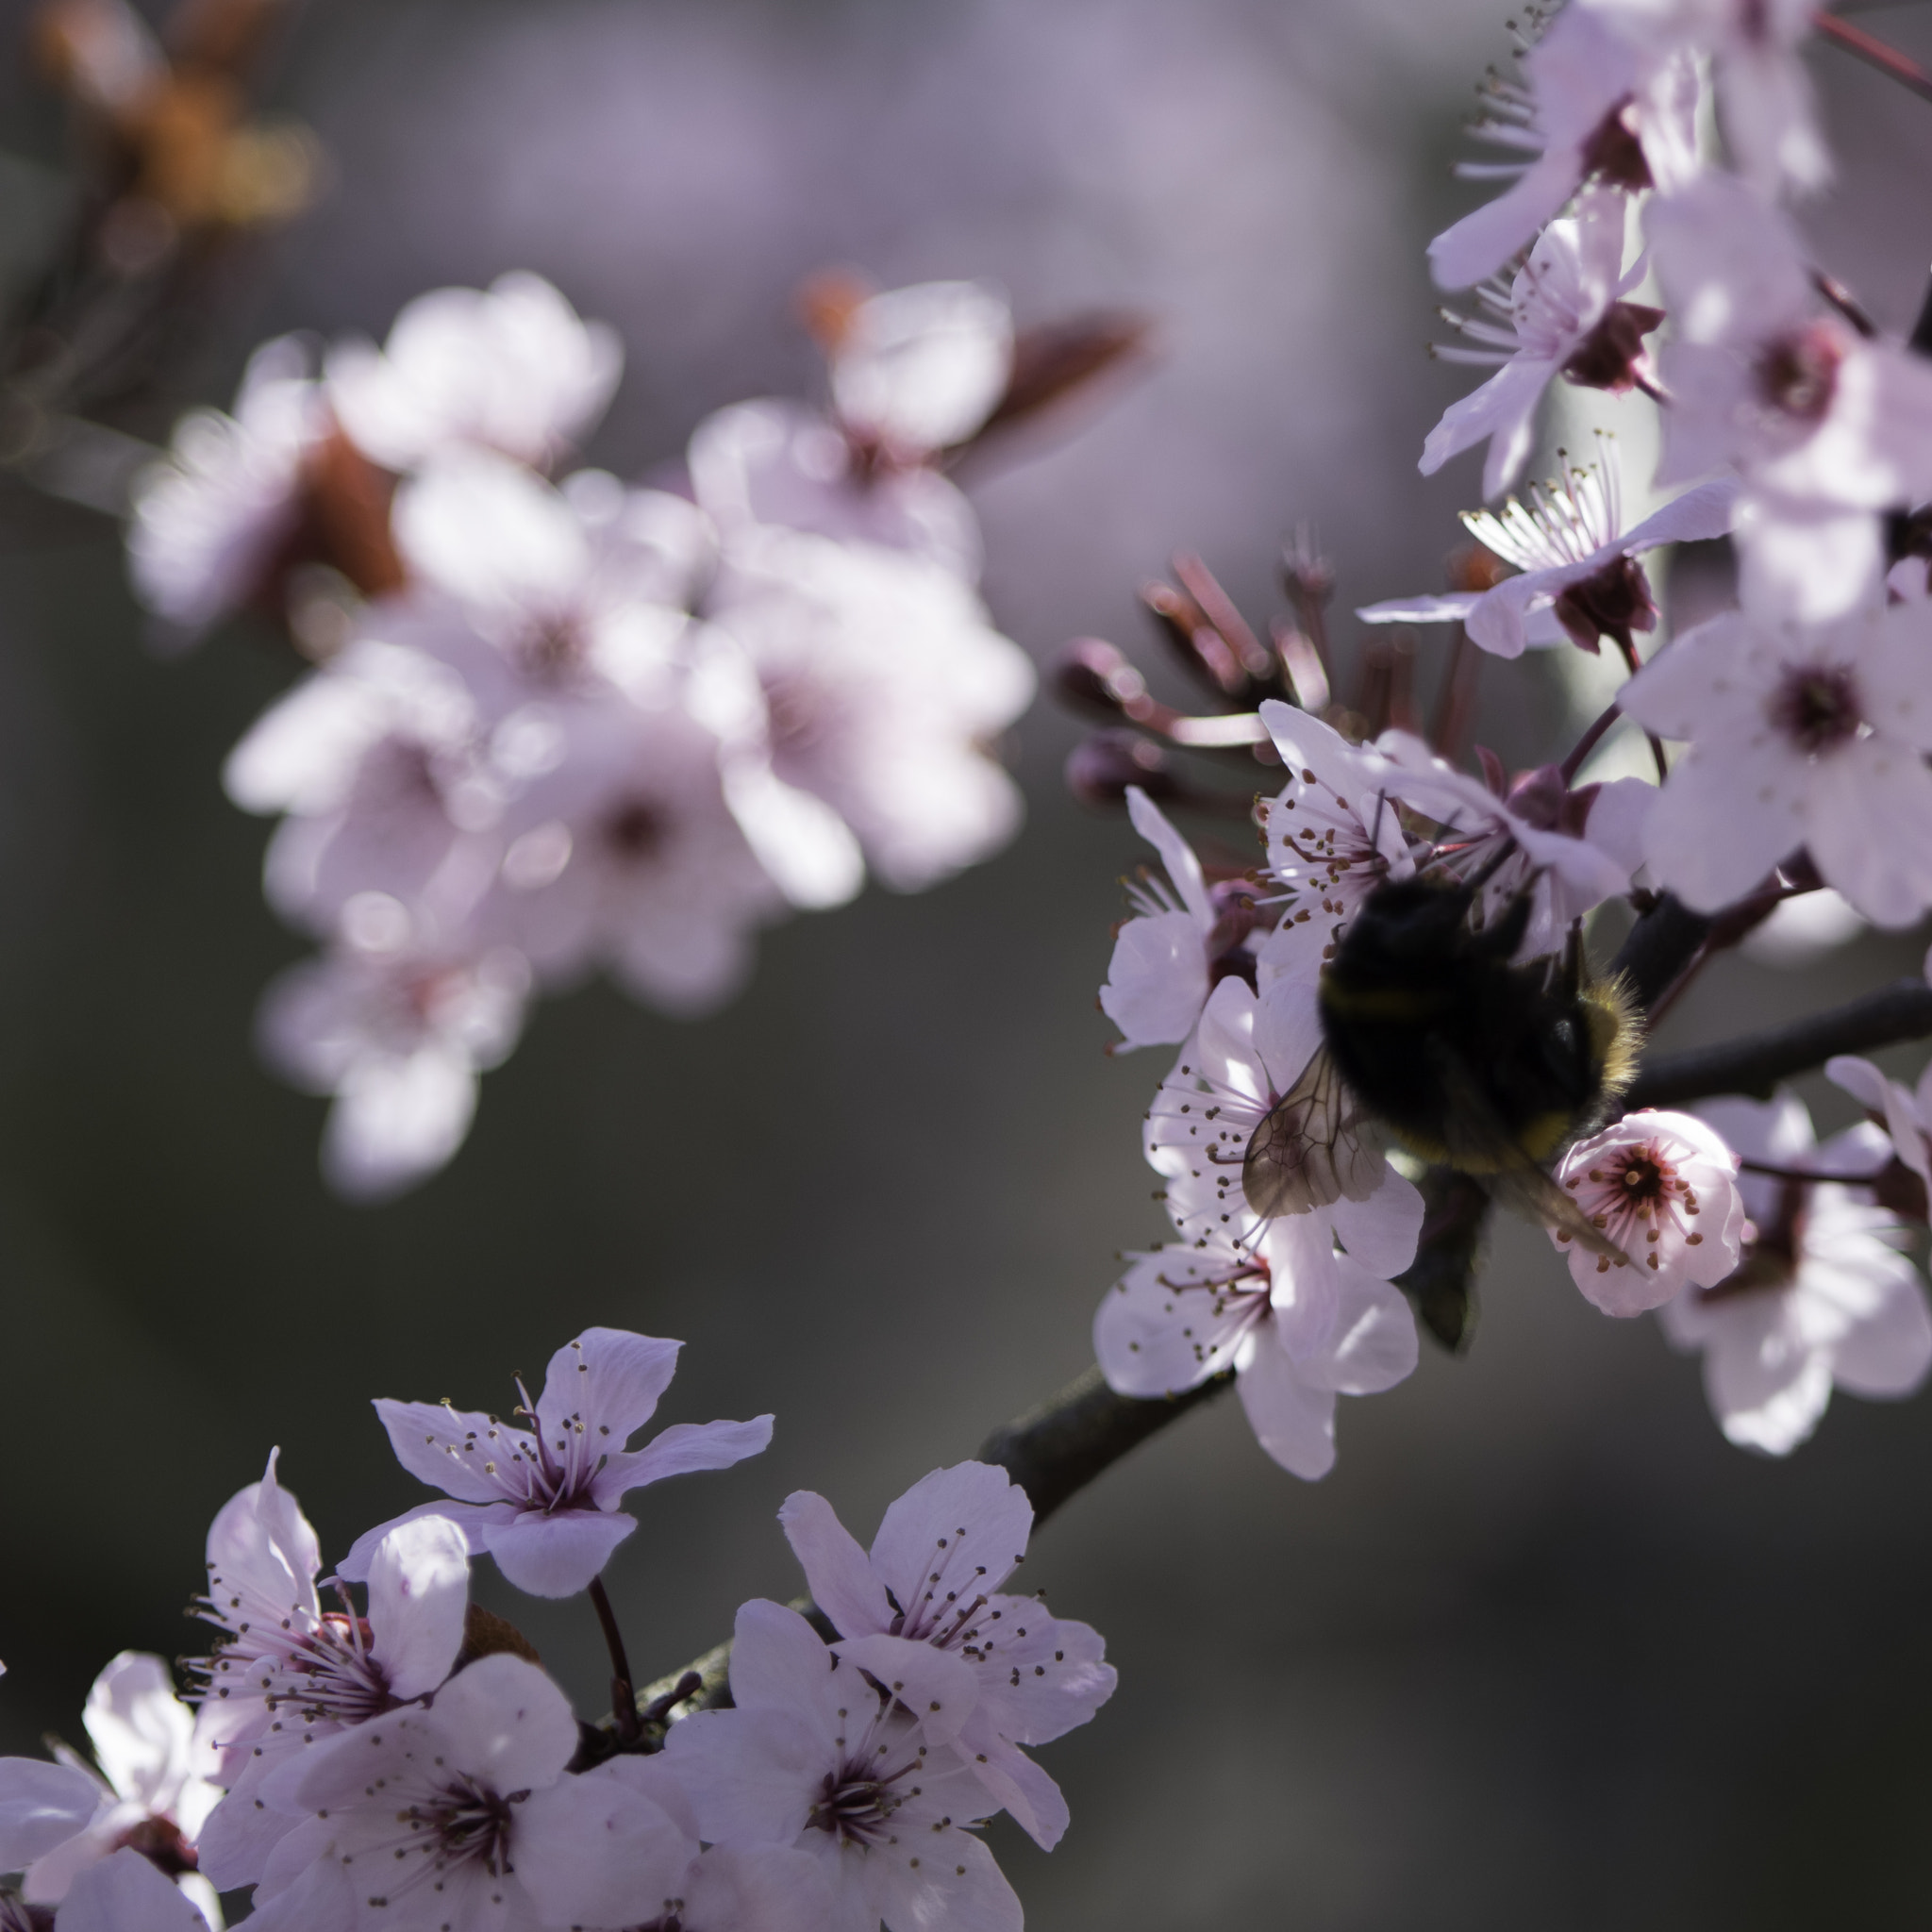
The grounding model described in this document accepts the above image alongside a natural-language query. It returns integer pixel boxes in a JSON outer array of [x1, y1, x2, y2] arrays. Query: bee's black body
[[1317, 874, 1636, 1174]]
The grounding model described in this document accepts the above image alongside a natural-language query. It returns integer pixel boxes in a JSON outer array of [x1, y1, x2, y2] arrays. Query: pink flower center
[[1564, 1141, 1706, 1274]]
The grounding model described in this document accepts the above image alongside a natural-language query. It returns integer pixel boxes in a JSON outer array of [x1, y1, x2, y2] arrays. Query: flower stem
[[587, 1575, 641, 1742], [1559, 697, 1623, 782]]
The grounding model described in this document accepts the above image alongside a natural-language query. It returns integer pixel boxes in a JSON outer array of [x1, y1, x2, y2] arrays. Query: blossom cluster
[[0, 1327, 1113, 1930], [126, 275, 1043, 1200], [1081, 0, 1932, 1471]]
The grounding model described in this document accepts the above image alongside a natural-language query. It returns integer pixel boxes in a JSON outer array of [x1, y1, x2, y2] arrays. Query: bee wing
[[1242, 1047, 1382, 1218], [1425, 1043, 1629, 1263]]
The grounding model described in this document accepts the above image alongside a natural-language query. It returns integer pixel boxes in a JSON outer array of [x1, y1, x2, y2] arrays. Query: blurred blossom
[[258, 941, 529, 1203], [134, 272, 1046, 1196], [325, 269, 623, 475], [827, 278, 1014, 460], [127, 337, 325, 639], [1663, 1096, 1932, 1455], [1621, 599, 1932, 927], [0, 1654, 220, 1926]]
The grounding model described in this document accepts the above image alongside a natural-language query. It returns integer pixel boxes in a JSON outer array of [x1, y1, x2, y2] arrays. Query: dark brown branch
[[1609, 892, 1715, 1013], [975, 1364, 1233, 1529], [1627, 977, 1932, 1111]]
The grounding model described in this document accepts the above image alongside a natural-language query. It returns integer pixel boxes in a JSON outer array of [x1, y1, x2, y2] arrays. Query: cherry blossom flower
[[688, 398, 982, 580], [776, 1460, 1116, 1851], [1649, 177, 1932, 532], [1252, 702, 1414, 990], [666, 1598, 1022, 1932], [1144, 977, 1427, 1349], [325, 271, 621, 475], [1826, 1055, 1932, 1204], [1097, 1216, 1420, 1480], [475, 663, 792, 1012], [707, 527, 1035, 893], [1548, 1108, 1747, 1313], [256, 940, 530, 1202], [1360, 460, 1737, 658], [1658, 1095, 1932, 1454], [1099, 787, 1232, 1050], [827, 280, 1014, 463], [1424, 189, 1659, 499], [341, 1327, 773, 1598], [187, 1455, 472, 1891], [6, 1655, 221, 1927], [225, 634, 505, 943], [243, 1654, 689, 1932], [127, 336, 325, 637], [1619, 597, 1932, 926], [1581, 0, 1827, 194], [1429, 6, 1700, 291], [1374, 731, 1650, 959]]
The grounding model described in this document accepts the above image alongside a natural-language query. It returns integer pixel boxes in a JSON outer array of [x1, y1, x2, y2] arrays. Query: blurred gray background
[[4, 1, 1932, 1925]]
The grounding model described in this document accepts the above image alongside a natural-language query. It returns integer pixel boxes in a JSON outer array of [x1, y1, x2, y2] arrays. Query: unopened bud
[[1066, 730, 1180, 807], [1052, 638, 1156, 724]]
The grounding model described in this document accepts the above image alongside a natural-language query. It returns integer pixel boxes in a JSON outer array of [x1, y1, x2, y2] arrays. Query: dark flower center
[[1771, 662, 1861, 754], [1553, 554, 1658, 656], [603, 798, 664, 862], [1580, 104, 1652, 192], [1562, 301, 1665, 394], [808, 1768, 904, 1846], [1757, 323, 1843, 425]]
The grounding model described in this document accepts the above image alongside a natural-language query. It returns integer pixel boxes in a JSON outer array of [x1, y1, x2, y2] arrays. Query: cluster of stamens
[[1562, 1141, 1704, 1273]]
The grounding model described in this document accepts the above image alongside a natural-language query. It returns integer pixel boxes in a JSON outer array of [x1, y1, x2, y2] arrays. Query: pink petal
[[371, 1397, 517, 1506], [54, 1851, 208, 1932], [678, 1844, 836, 1932], [590, 1414, 774, 1507], [514, 1768, 693, 1929], [865, 1820, 1023, 1932], [533, 1327, 682, 1447], [834, 1634, 977, 1746], [662, 1706, 823, 1849], [869, 1463, 1033, 1617], [481, 1506, 636, 1597], [0, 1757, 101, 1870], [1237, 1332, 1339, 1479], [955, 1723, 1070, 1851], [777, 1491, 894, 1639], [366, 1513, 470, 1699]]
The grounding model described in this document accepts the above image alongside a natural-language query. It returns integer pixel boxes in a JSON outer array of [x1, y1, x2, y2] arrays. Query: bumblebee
[[1243, 869, 1641, 1252]]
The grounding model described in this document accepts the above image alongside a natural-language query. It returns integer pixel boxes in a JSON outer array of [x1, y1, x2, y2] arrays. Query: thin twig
[[587, 1575, 641, 1743], [1815, 10, 1932, 105]]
